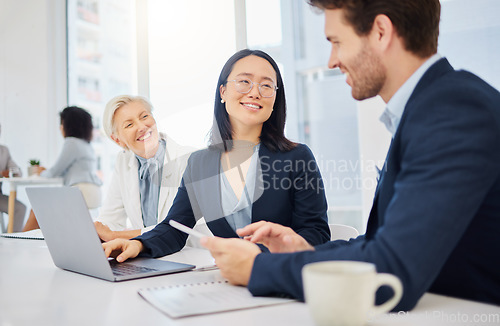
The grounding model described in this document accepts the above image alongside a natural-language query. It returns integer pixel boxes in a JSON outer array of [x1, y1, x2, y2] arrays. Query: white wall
[[0, 0, 67, 174], [0, 0, 67, 214]]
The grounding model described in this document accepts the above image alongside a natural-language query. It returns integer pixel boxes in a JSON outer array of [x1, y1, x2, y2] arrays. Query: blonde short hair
[[102, 95, 154, 140]]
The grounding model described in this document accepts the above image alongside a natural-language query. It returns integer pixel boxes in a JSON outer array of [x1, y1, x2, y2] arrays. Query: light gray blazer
[[40, 137, 102, 187]]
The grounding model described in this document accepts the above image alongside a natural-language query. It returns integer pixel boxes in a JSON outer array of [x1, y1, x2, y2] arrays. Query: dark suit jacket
[[136, 143, 330, 257], [248, 58, 500, 310]]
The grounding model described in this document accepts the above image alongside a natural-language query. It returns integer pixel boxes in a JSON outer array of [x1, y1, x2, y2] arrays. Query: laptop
[[26, 186, 195, 281]]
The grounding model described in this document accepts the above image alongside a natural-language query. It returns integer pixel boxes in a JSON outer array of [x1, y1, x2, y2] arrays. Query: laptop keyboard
[[111, 262, 158, 276]]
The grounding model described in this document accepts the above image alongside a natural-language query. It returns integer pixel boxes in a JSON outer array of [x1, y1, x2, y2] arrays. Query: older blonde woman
[[94, 95, 194, 241]]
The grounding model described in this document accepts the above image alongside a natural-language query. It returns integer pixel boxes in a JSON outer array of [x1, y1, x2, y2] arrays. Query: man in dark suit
[[202, 0, 500, 311]]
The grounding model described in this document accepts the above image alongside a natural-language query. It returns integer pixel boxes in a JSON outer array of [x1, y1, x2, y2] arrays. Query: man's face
[[324, 9, 386, 100]]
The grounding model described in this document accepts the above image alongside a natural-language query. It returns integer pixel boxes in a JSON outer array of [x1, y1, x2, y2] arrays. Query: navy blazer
[[136, 143, 330, 257], [248, 58, 500, 310]]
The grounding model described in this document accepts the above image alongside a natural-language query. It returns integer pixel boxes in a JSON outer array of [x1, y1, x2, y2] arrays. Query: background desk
[[0, 238, 498, 326], [1, 177, 63, 232]]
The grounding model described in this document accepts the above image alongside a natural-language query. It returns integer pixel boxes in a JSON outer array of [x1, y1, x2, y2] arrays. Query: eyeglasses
[[226, 78, 278, 98]]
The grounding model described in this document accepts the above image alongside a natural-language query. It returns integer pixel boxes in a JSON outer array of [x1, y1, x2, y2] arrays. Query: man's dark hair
[[308, 0, 440, 58], [60, 106, 94, 142]]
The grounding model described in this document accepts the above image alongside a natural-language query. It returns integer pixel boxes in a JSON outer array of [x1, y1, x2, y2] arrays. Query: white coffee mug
[[302, 261, 402, 326]]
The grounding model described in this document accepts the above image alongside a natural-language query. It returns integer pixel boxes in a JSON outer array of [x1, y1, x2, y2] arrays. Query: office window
[[439, 0, 500, 89], [279, 0, 500, 233], [67, 0, 138, 185], [64, 0, 500, 231], [246, 0, 282, 49], [147, 0, 237, 149], [279, 2, 374, 232]]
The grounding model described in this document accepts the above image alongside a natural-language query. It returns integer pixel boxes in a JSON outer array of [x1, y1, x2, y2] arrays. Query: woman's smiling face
[[220, 55, 277, 133], [111, 101, 159, 159]]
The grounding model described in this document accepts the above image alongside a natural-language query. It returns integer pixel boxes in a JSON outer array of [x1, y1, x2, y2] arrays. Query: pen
[[169, 220, 208, 239]]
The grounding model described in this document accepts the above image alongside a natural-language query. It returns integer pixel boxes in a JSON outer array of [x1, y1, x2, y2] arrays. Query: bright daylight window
[[66, 0, 500, 232], [277, 0, 500, 232], [67, 0, 138, 187], [147, 0, 237, 149]]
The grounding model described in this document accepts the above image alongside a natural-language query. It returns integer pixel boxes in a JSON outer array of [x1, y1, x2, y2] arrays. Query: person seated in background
[[23, 106, 102, 231], [200, 0, 500, 311], [0, 123, 27, 232], [93, 95, 194, 241], [101, 49, 331, 261]]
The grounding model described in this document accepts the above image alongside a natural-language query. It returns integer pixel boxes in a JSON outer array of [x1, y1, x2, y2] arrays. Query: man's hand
[[1, 170, 9, 178], [94, 221, 115, 242], [102, 239, 143, 263], [237, 221, 314, 253], [201, 237, 261, 286]]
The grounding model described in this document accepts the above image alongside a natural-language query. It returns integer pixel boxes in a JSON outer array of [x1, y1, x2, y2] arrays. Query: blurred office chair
[[74, 183, 102, 220], [329, 223, 359, 241]]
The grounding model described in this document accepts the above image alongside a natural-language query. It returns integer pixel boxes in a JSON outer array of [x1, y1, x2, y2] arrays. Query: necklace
[[231, 140, 260, 149]]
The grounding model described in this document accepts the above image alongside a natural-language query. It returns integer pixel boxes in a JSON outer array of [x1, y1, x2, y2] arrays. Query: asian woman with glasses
[[102, 49, 330, 262]]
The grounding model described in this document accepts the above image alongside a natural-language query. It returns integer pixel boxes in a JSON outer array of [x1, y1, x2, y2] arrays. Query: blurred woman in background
[[23, 106, 102, 231]]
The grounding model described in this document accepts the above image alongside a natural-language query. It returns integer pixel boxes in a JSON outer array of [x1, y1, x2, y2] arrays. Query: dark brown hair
[[60, 106, 93, 142], [308, 0, 440, 58]]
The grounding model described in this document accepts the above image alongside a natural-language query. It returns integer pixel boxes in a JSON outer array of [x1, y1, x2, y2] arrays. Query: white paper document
[[0, 229, 44, 240], [138, 280, 295, 318]]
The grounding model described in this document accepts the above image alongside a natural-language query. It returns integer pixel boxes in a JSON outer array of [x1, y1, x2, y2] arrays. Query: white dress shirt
[[380, 53, 442, 137]]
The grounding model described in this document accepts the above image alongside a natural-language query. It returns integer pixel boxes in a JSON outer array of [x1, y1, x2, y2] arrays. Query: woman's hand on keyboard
[[102, 239, 143, 263]]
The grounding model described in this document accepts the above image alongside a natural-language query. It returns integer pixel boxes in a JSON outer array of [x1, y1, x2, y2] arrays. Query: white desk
[[1, 177, 63, 232], [0, 238, 498, 326]]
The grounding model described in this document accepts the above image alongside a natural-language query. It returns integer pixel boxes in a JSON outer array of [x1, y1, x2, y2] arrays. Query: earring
[[221, 99, 225, 104]]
